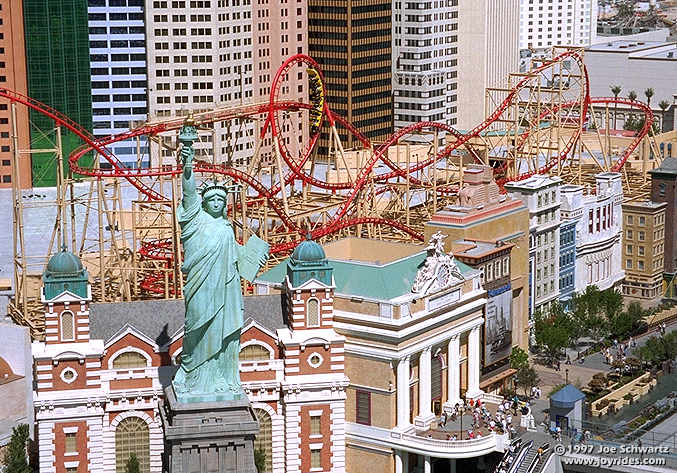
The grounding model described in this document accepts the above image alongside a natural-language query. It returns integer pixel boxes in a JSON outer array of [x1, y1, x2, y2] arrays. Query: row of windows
[[535, 264, 556, 282], [535, 280, 556, 299], [559, 273, 574, 291], [479, 257, 510, 284], [588, 203, 614, 235], [587, 257, 610, 285], [626, 258, 663, 271]]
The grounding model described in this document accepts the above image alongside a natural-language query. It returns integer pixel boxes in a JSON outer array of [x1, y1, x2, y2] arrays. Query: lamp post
[[565, 368, 569, 385]]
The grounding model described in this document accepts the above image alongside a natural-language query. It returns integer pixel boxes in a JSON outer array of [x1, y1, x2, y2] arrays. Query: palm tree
[[659, 100, 670, 133], [611, 85, 622, 130], [629, 90, 638, 102], [644, 88, 654, 108]]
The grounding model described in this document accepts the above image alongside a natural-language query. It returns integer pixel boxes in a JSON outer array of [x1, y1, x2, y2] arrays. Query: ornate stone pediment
[[412, 232, 464, 296]]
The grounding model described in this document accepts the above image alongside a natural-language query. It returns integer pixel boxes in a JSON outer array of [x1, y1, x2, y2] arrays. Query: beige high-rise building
[[622, 201, 666, 300], [456, 0, 519, 131], [0, 0, 31, 188]]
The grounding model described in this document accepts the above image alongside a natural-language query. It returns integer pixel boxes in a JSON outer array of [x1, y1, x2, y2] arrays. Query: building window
[[115, 417, 150, 473], [310, 415, 321, 436], [240, 344, 270, 361], [112, 351, 147, 369], [627, 215, 633, 225], [310, 449, 322, 469], [65, 432, 77, 453], [253, 409, 272, 473], [639, 216, 645, 226], [659, 183, 665, 197], [627, 230, 633, 240], [306, 298, 320, 327], [356, 390, 371, 425], [638, 261, 644, 270], [627, 245, 632, 254], [638, 231, 645, 241], [638, 246, 644, 256], [626, 259, 632, 269], [60, 311, 74, 341]]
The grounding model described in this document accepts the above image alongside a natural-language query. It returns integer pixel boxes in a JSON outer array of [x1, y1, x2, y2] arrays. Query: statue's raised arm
[[179, 117, 199, 211]]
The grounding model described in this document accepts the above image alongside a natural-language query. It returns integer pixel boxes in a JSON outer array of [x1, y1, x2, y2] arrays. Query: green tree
[[254, 448, 267, 473], [644, 88, 654, 108], [515, 365, 540, 397], [534, 310, 570, 365], [509, 346, 529, 371], [659, 100, 670, 133], [611, 85, 622, 130], [125, 453, 140, 473], [3, 424, 30, 473], [628, 90, 638, 102]]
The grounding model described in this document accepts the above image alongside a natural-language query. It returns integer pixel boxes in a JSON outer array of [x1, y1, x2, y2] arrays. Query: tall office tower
[[251, 0, 308, 167], [456, 0, 519, 131], [308, 1, 392, 154], [88, 0, 148, 168], [0, 0, 32, 188], [519, 0, 598, 50], [146, 0, 255, 167], [23, 0, 93, 186], [392, 0, 458, 141]]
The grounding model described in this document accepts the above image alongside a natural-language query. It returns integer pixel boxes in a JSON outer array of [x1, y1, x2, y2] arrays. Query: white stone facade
[[561, 173, 624, 293], [519, 0, 598, 50], [504, 175, 562, 316]]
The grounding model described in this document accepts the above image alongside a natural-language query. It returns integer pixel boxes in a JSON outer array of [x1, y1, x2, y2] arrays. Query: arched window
[[115, 417, 150, 473], [306, 298, 319, 327], [112, 352, 147, 369], [61, 311, 74, 341], [253, 408, 272, 473], [240, 344, 270, 361]]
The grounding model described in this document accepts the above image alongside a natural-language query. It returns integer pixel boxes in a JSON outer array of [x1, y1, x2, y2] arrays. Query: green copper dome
[[43, 248, 89, 300], [287, 236, 332, 287], [291, 238, 327, 263], [45, 249, 84, 277]]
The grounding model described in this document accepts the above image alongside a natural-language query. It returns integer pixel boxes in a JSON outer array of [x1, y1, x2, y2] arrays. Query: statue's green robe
[[173, 196, 244, 399]]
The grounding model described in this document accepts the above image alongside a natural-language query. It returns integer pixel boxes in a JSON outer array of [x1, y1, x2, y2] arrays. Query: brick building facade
[[32, 242, 347, 473]]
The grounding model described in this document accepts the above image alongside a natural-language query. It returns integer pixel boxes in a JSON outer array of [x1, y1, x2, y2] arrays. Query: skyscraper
[[23, 0, 94, 187], [519, 0, 598, 50], [392, 0, 459, 140], [146, 0, 255, 166], [0, 0, 32, 188], [308, 0, 392, 153], [456, 0, 519, 131], [88, 0, 148, 168]]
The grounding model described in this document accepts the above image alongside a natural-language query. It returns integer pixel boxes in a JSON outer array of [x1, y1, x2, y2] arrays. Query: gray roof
[[89, 295, 286, 346], [649, 158, 677, 175], [550, 384, 585, 409]]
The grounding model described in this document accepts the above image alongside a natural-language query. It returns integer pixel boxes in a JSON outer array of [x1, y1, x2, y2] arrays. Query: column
[[395, 451, 403, 473], [396, 355, 411, 430], [444, 335, 461, 409], [415, 347, 434, 427], [423, 455, 431, 473], [466, 326, 483, 399]]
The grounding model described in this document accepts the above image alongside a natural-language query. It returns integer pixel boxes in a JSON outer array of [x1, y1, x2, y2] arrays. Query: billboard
[[484, 284, 512, 367]]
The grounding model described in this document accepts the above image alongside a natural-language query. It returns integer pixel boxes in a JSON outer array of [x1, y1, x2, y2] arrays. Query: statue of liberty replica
[[162, 115, 268, 473]]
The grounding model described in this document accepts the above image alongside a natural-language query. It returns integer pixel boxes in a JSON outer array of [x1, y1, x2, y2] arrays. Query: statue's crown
[[200, 181, 241, 199]]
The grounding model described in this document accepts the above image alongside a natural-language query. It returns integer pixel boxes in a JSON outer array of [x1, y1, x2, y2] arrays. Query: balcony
[[347, 422, 508, 459]]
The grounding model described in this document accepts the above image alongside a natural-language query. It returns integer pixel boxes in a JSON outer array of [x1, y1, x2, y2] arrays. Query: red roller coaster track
[[0, 51, 655, 295]]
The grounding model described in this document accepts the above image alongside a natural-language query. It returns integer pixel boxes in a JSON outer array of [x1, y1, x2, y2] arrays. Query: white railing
[[347, 422, 507, 459]]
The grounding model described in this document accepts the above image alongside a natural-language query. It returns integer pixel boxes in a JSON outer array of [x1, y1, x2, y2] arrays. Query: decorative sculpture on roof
[[172, 115, 270, 403], [412, 231, 464, 296]]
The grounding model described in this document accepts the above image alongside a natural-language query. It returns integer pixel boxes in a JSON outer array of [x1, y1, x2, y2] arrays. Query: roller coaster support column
[[273, 135, 290, 215], [10, 103, 27, 324]]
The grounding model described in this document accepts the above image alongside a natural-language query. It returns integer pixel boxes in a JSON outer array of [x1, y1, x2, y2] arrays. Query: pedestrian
[[566, 355, 571, 365], [631, 336, 636, 348]]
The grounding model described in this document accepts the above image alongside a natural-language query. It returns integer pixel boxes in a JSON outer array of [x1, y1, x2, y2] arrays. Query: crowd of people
[[435, 397, 524, 440]]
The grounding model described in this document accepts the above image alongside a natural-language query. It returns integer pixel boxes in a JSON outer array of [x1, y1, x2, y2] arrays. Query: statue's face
[[205, 194, 226, 216]]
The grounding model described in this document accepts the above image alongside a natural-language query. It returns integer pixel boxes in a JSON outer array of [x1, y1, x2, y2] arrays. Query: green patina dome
[[45, 249, 84, 277], [291, 237, 327, 263], [43, 248, 89, 300], [287, 236, 332, 287]]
